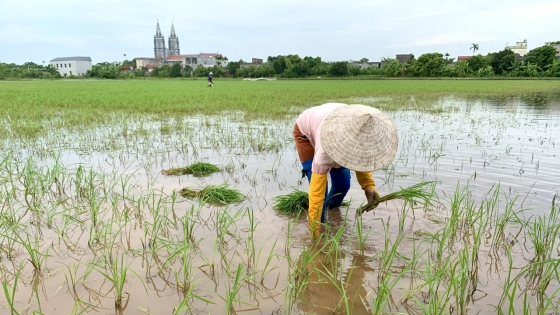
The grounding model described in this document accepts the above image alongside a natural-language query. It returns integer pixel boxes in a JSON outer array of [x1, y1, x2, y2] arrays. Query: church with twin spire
[[153, 21, 180, 61]]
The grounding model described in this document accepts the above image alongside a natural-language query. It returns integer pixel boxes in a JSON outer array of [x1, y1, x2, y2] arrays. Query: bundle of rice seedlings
[[273, 190, 351, 214], [162, 162, 220, 177], [358, 181, 436, 214], [179, 184, 244, 205], [273, 190, 309, 214]]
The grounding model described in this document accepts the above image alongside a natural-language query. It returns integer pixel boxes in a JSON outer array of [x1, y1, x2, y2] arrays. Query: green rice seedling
[[2, 261, 25, 315], [415, 256, 455, 315], [284, 241, 326, 313], [179, 184, 244, 205], [12, 228, 49, 272], [162, 162, 220, 177], [355, 214, 372, 254], [162, 238, 196, 294], [33, 286, 44, 315], [358, 181, 437, 214], [322, 212, 349, 274], [523, 195, 560, 311], [180, 210, 197, 244], [96, 251, 146, 308], [172, 280, 214, 315], [216, 264, 249, 315], [315, 256, 355, 314], [273, 189, 351, 214], [256, 237, 279, 284], [369, 219, 409, 315]]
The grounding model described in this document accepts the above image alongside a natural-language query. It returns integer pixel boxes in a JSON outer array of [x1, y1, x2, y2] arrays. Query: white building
[[166, 53, 227, 68], [49, 56, 92, 76], [552, 43, 560, 58], [506, 40, 528, 56]]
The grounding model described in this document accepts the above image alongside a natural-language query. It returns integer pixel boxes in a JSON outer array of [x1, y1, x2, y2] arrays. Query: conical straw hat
[[320, 105, 398, 172]]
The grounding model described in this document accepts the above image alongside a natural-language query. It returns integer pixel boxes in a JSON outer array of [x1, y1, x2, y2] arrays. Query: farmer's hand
[[365, 188, 381, 209]]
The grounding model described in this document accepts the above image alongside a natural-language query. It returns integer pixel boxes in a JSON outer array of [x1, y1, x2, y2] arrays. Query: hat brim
[[320, 104, 398, 172]]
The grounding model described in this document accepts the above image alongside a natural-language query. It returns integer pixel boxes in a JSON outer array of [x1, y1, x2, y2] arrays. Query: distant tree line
[[381, 44, 560, 78], [2, 42, 559, 80]]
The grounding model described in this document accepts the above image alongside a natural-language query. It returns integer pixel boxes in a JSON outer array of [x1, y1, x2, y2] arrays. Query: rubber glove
[[308, 173, 327, 238], [356, 171, 381, 208]]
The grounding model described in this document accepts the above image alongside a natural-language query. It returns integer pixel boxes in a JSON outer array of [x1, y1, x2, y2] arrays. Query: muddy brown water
[[2, 97, 560, 314]]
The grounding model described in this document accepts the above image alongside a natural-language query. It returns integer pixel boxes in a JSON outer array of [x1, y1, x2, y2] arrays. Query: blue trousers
[[301, 159, 351, 223]]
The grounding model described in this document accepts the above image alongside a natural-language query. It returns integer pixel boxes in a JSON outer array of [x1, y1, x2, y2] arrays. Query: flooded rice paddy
[[1, 96, 560, 314]]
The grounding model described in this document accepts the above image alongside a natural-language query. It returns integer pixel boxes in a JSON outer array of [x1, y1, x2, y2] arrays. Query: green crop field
[[1, 79, 560, 314]]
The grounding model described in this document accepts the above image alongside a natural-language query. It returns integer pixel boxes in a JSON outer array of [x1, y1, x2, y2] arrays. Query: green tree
[[303, 56, 322, 69], [226, 61, 240, 77], [488, 49, 515, 75], [268, 55, 287, 74], [467, 54, 487, 72], [214, 54, 227, 67], [525, 45, 557, 72], [412, 53, 446, 77], [507, 61, 524, 77], [470, 43, 479, 56], [359, 57, 369, 63], [329, 62, 348, 77], [545, 59, 560, 77], [169, 63, 182, 78], [348, 65, 360, 76], [524, 62, 541, 77], [453, 60, 472, 77], [381, 58, 405, 77], [192, 65, 209, 77], [181, 65, 193, 77], [476, 66, 494, 77]]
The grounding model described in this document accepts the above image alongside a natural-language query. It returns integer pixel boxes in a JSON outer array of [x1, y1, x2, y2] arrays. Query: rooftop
[[50, 56, 92, 62]]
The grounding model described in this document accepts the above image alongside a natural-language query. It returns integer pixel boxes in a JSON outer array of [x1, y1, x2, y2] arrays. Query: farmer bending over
[[207, 71, 213, 87], [293, 103, 398, 238]]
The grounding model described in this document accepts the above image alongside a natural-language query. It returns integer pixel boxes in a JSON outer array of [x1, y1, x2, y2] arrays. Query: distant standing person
[[207, 72, 213, 87]]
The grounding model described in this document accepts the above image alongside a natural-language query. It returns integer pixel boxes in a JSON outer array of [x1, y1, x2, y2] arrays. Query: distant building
[[137, 21, 227, 70], [49, 56, 92, 76], [551, 43, 560, 58], [457, 56, 472, 61], [506, 39, 528, 56], [241, 58, 264, 69], [153, 21, 180, 61], [396, 54, 413, 63], [136, 57, 162, 69], [166, 53, 225, 68], [349, 62, 382, 69]]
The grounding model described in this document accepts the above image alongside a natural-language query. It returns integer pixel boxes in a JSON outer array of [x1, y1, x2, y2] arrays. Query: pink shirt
[[295, 103, 346, 174]]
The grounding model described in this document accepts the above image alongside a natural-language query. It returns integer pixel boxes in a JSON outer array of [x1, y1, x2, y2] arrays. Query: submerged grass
[[273, 189, 351, 214], [179, 184, 244, 205], [162, 162, 220, 177]]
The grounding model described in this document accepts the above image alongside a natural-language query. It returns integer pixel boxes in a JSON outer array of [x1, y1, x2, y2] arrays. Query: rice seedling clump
[[274, 190, 351, 214], [358, 181, 436, 213], [179, 184, 244, 205], [162, 162, 220, 177]]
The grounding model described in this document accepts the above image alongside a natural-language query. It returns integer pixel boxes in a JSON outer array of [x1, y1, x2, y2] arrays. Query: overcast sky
[[1, 0, 559, 65]]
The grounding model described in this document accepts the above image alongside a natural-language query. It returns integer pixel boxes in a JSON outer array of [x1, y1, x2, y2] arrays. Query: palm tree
[[470, 43, 479, 56]]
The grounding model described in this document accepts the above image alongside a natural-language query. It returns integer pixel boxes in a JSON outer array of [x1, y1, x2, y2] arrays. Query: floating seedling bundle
[[162, 162, 220, 177], [273, 189, 351, 214], [179, 184, 244, 205], [357, 181, 436, 214]]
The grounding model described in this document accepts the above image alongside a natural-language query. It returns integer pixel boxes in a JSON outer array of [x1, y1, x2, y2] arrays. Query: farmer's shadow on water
[[296, 210, 374, 315]]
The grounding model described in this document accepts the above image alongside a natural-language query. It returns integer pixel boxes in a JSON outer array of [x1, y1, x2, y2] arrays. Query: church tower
[[154, 21, 167, 60], [168, 23, 180, 56]]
